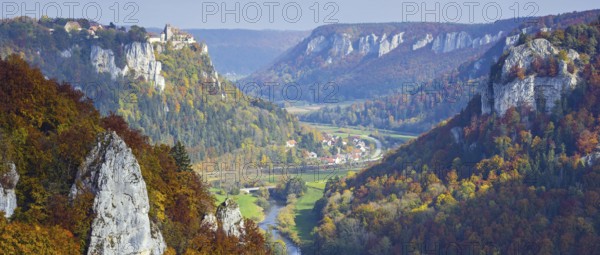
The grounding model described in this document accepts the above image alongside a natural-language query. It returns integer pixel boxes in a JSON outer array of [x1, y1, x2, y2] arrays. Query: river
[[259, 201, 302, 255]]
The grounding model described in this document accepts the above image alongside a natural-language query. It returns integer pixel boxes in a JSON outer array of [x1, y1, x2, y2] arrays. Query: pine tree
[[170, 141, 192, 172]]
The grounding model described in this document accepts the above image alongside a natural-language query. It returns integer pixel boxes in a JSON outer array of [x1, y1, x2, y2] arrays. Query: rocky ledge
[[0, 162, 19, 218], [482, 38, 580, 115], [201, 198, 245, 238], [70, 131, 166, 255]]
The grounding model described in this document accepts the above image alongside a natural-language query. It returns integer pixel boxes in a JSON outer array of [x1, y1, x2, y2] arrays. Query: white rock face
[[482, 39, 580, 115], [450, 127, 464, 145], [582, 145, 600, 166], [216, 198, 245, 238], [378, 32, 404, 57], [432, 31, 473, 53], [60, 48, 73, 58], [91, 42, 166, 91], [412, 34, 433, 50], [91, 46, 128, 79], [200, 43, 209, 55], [504, 35, 520, 50], [305, 35, 328, 55], [359, 34, 379, 55], [125, 42, 166, 91], [70, 132, 166, 255], [0, 163, 19, 218], [432, 31, 502, 53], [201, 213, 218, 232], [472, 31, 504, 48], [357, 32, 404, 57], [330, 33, 354, 57], [306, 31, 403, 61]]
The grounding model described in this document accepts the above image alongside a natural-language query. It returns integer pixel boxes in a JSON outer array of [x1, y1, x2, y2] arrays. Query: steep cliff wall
[[305, 31, 405, 63], [201, 198, 246, 238], [432, 31, 504, 53], [482, 39, 580, 115], [70, 132, 166, 255], [90, 42, 166, 91], [0, 163, 19, 218]]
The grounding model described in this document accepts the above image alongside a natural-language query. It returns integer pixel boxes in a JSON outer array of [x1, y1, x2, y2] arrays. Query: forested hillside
[[0, 17, 319, 163], [301, 10, 600, 133], [310, 17, 600, 255], [0, 56, 268, 254], [300, 72, 478, 133]]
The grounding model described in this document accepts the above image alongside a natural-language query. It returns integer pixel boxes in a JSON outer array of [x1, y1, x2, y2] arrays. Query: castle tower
[[164, 24, 173, 41]]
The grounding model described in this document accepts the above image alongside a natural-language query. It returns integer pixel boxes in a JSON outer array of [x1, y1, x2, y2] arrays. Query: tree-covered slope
[[0, 17, 318, 163], [299, 10, 600, 133], [0, 56, 268, 254], [310, 17, 600, 255]]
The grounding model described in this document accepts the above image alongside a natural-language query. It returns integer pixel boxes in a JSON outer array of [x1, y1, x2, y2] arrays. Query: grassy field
[[293, 182, 326, 244], [285, 100, 365, 115], [301, 121, 417, 142], [211, 188, 264, 222]]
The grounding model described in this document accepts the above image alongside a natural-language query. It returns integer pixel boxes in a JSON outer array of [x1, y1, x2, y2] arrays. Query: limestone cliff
[[90, 42, 166, 91], [125, 42, 166, 91], [216, 198, 245, 238], [201, 198, 245, 238], [305, 31, 404, 62], [432, 31, 503, 53], [70, 132, 166, 255], [482, 39, 580, 115], [90, 46, 127, 79], [0, 163, 19, 218], [412, 34, 433, 50]]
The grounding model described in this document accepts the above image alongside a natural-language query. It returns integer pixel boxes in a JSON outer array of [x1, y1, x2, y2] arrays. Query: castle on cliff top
[[148, 24, 196, 45]]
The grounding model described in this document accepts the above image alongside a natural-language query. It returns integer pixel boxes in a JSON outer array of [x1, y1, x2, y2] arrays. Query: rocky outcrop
[[358, 34, 378, 55], [60, 48, 73, 58], [482, 39, 580, 115], [432, 31, 503, 53], [432, 31, 473, 53], [0, 163, 19, 218], [378, 33, 404, 57], [330, 33, 354, 57], [305, 35, 328, 55], [472, 31, 504, 48], [450, 127, 464, 145], [201, 213, 218, 232], [216, 198, 245, 238], [91, 42, 166, 91], [357, 33, 404, 57], [412, 34, 433, 50], [70, 132, 166, 255], [504, 34, 521, 50], [201, 199, 245, 238], [306, 32, 404, 61], [583, 150, 600, 166], [125, 42, 166, 91], [91, 46, 128, 79]]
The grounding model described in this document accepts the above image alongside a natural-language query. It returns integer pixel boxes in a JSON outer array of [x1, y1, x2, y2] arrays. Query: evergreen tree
[[170, 141, 192, 172]]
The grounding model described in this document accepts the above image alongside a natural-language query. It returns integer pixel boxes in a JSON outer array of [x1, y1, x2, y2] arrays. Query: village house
[[352, 149, 363, 160], [286, 140, 297, 148], [64, 21, 81, 32], [321, 157, 335, 165], [321, 133, 338, 146], [87, 24, 103, 38], [303, 151, 318, 159], [88, 22, 102, 31], [335, 154, 347, 164]]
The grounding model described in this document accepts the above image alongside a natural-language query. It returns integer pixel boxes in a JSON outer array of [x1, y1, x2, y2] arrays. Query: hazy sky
[[4, 0, 599, 30]]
